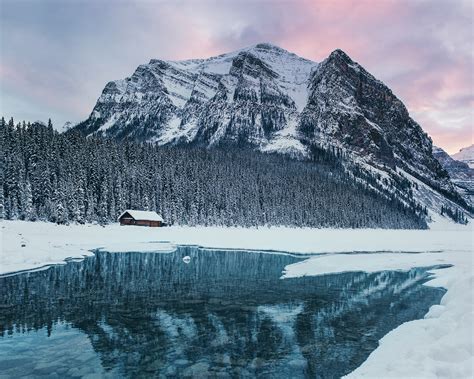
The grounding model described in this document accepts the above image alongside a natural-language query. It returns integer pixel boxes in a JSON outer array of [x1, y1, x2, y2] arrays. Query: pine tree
[[20, 180, 34, 220], [98, 180, 108, 225]]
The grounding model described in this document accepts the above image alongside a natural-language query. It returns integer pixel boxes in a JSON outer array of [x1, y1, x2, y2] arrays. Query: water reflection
[[0, 247, 446, 378]]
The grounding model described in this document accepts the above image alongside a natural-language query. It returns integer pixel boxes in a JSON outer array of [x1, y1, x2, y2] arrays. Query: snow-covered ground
[[1, 219, 473, 377], [1, 218, 470, 275]]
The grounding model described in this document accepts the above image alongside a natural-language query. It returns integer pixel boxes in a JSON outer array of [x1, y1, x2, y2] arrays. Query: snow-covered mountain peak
[[317, 48, 382, 86], [104, 43, 318, 117], [328, 48, 350, 60], [161, 42, 317, 82], [251, 42, 287, 52]]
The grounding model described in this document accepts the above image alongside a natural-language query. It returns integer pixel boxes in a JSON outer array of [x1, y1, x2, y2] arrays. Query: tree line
[[1, 117, 427, 229]]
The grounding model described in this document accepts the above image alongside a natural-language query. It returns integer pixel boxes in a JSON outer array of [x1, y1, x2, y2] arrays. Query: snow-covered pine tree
[[0, 118, 433, 229]]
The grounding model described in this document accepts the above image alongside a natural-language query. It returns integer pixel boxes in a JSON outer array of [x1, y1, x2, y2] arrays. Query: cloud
[[0, 0, 472, 153]]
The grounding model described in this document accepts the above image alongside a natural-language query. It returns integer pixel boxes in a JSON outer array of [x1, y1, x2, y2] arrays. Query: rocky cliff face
[[300, 50, 452, 192], [73, 43, 470, 217]]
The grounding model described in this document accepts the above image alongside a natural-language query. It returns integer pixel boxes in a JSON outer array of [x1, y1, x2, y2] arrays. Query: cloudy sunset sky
[[1, 0, 472, 153]]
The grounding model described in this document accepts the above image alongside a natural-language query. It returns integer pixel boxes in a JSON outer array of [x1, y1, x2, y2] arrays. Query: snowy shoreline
[[1, 219, 471, 275], [1, 220, 473, 378]]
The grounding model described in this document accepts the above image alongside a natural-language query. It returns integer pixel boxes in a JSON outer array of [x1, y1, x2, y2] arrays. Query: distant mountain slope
[[433, 146, 474, 206], [452, 145, 474, 168], [72, 43, 471, 222]]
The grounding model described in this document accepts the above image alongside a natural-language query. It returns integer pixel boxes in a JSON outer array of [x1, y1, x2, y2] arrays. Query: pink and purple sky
[[1, 0, 472, 153]]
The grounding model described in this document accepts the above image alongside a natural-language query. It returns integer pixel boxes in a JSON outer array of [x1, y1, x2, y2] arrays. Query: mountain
[[75, 43, 314, 155], [452, 145, 474, 168], [72, 43, 471, 221], [433, 146, 474, 206]]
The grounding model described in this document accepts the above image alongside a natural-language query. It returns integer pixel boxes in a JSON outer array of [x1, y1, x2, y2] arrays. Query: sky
[[0, 0, 472, 153]]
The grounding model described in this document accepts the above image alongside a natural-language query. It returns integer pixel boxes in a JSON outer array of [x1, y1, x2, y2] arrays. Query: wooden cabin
[[118, 210, 164, 227]]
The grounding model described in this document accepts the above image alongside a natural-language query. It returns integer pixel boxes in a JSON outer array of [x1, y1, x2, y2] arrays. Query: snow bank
[[282, 252, 453, 279]]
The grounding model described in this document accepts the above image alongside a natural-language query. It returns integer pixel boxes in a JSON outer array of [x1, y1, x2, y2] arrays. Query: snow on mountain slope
[[169, 43, 315, 111], [452, 144, 474, 168]]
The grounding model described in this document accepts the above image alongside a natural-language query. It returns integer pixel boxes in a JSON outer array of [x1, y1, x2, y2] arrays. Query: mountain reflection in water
[[0, 247, 446, 378]]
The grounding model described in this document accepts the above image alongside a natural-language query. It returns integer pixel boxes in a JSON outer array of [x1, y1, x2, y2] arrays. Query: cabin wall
[[119, 218, 162, 227]]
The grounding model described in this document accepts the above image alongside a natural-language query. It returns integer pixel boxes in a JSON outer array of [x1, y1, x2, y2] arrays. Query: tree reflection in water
[[0, 248, 446, 378]]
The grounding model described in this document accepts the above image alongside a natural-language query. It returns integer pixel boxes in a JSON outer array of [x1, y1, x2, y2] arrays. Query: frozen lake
[[0, 247, 446, 378]]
